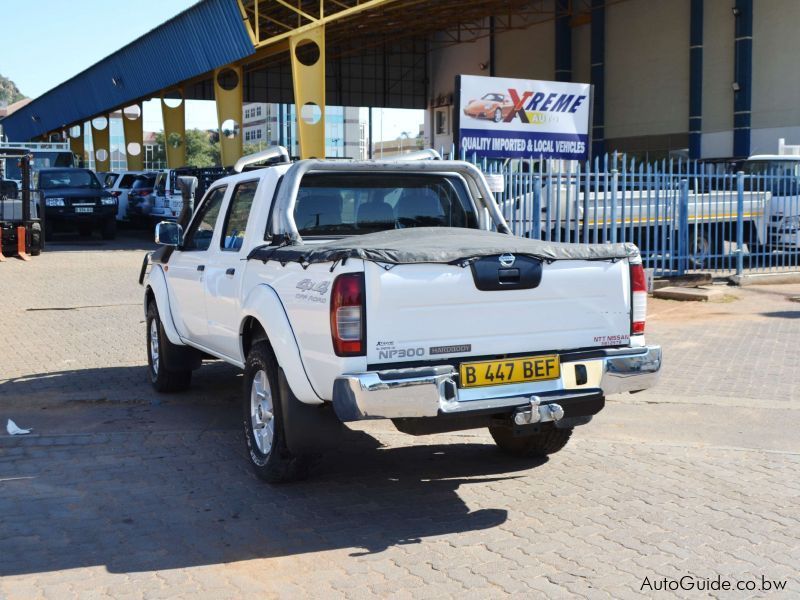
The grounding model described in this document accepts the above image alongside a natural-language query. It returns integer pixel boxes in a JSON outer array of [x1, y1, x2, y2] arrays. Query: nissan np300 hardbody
[[140, 148, 661, 482]]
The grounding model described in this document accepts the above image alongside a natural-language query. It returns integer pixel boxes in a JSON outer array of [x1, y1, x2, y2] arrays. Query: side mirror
[[155, 221, 182, 247]]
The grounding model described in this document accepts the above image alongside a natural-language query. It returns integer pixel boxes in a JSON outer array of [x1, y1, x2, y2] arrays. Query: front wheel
[[146, 302, 192, 392], [243, 342, 308, 483], [489, 425, 573, 458], [101, 218, 117, 240]]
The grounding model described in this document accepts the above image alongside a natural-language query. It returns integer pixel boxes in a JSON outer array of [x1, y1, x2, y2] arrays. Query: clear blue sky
[[1, 0, 421, 140], [2, 0, 197, 100]]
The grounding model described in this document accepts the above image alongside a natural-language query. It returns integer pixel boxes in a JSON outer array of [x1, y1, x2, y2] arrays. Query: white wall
[[572, 22, 590, 85], [700, 0, 734, 157], [494, 10, 554, 80], [605, 0, 690, 140], [427, 25, 490, 152], [751, 0, 800, 154]]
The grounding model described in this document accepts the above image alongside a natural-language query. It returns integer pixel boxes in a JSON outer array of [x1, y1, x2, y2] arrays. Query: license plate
[[75, 207, 93, 213], [459, 354, 560, 388]]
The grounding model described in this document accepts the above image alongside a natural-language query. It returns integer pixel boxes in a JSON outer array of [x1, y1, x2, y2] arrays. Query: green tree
[[0, 73, 26, 105], [152, 129, 221, 168]]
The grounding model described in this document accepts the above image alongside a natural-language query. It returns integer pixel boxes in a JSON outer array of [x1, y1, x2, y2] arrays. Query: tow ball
[[513, 396, 564, 426]]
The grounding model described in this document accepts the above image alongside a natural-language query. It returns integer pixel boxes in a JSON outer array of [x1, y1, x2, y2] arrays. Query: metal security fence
[[462, 152, 800, 277]]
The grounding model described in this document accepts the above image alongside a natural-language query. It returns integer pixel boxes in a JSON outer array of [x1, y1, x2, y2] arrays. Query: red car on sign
[[463, 93, 515, 122]]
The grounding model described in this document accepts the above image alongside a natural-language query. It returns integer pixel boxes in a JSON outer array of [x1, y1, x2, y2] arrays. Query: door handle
[[225, 268, 236, 277], [197, 265, 205, 272]]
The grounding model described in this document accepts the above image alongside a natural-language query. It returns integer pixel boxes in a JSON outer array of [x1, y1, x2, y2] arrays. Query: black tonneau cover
[[248, 227, 637, 267]]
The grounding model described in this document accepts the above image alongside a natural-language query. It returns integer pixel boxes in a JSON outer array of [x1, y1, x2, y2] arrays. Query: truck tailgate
[[364, 258, 631, 365]]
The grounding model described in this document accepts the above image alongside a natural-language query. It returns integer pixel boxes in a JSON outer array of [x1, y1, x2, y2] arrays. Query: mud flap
[[278, 369, 345, 455]]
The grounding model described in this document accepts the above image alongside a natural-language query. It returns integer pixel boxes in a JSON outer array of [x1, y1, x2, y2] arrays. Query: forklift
[[0, 148, 43, 260]]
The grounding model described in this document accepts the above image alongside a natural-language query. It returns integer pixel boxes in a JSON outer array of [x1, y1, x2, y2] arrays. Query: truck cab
[[141, 148, 661, 482]]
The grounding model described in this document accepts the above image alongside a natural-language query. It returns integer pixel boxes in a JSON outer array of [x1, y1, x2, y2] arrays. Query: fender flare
[[240, 284, 323, 405], [144, 265, 184, 346]]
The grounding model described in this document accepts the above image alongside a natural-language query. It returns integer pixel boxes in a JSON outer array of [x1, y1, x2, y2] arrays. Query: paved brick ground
[[1, 234, 799, 598]]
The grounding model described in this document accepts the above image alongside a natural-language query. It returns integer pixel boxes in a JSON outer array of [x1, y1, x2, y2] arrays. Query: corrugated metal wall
[[1, 0, 254, 141]]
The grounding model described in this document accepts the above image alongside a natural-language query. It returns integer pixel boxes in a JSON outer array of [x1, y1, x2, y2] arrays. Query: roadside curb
[[729, 271, 800, 286]]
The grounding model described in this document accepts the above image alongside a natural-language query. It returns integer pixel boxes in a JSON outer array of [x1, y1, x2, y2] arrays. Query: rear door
[[166, 185, 227, 340], [365, 257, 632, 366], [204, 179, 260, 359]]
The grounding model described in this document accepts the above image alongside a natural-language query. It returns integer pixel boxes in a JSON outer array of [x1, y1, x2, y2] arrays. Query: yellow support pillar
[[161, 89, 186, 168], [90, 116, 111, 173], [213, 65, 244, 167], [68, 124, 85, 168], [290, 25, 326, 159], [122, 104, 144, 171]]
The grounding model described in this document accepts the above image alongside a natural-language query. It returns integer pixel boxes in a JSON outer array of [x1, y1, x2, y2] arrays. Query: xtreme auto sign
[[457, 74, 591, 161]]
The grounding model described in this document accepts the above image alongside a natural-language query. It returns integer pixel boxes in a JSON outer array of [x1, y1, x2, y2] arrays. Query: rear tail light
[[330, 273, 366, 356], [111, 191, 121, 198], [630, 262, 647, 335]]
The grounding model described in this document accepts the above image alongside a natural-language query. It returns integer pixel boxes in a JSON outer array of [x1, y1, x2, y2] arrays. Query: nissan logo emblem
[[499, 253, 516, 267]]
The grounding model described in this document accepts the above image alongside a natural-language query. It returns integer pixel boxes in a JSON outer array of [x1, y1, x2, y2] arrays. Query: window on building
[[435, 109, 448, 135]]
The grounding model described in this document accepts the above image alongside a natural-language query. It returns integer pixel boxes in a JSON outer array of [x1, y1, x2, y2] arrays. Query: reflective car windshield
[[294, 174, 478, 237], [740, 160, 800, 177], [39, 170, 100, 189], [481, 93, 504, 101]]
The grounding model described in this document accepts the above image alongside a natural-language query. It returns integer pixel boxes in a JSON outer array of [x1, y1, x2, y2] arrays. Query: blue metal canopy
[[1, 0, 254, 141]]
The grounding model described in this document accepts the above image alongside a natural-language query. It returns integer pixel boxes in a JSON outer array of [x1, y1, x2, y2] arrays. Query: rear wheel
[[489, 425, 573, 458], [243, 342, 308, 483], [146, 302, 192, 392]]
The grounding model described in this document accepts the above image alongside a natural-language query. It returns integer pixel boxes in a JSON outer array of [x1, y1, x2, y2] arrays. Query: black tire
[[146, 302, 192, 393], [489, 425, 573, 458], [243, 342, 308, 483], [101, 218, 117, 240], [493, 108, 502, 123], [28, 224, 42, 256]]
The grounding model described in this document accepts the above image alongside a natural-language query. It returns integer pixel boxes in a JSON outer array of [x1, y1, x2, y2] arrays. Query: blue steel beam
[[590, 0, 605, 157], [689, 0, 703, 159], [555, 0, 572, 82], [733, 0, 753, 158], [1, 0, 254, 141]]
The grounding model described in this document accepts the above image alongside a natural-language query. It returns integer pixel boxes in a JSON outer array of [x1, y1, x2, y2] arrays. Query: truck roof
[[746, 154, 800, 161]]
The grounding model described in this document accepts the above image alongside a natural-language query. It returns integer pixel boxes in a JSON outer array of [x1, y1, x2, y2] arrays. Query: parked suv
[[104, 171, 150, 222], [126, 173, 157, 225], [38, 168, 117, 239]]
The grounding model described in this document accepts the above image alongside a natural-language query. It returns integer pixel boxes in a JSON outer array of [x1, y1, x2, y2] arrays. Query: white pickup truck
[[140, 148, 661, 482]]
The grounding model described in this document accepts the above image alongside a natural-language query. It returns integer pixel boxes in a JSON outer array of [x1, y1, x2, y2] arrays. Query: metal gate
[[464, 152, 799, 277]]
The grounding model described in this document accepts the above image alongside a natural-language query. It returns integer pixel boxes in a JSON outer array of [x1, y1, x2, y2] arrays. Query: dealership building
[[427, 0, 799, 160], [1, 0, 797, 166]]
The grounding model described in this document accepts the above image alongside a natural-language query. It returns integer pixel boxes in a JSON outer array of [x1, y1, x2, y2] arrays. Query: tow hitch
[[513, 396, 564, 425]]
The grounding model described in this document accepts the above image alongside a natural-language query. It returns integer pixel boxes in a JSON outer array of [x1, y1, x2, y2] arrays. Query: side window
[[220, 180, 259, 251], [182, 186, 227, 251]]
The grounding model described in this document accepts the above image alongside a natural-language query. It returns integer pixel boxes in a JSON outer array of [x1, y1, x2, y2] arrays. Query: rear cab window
[[293, 173, 478, 238], [220, 180, 259, 251], [182, 186, 227, 251]]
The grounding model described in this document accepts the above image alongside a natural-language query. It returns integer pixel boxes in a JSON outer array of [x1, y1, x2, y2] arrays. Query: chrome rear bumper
[[332, 345, 661, 422]]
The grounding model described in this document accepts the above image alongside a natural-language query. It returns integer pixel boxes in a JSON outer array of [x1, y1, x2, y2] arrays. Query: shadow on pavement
[[0, 420, 532, 575], [0, 363, 242, 408], [760, 310, 800, 319], [44, 228, 156, 253]]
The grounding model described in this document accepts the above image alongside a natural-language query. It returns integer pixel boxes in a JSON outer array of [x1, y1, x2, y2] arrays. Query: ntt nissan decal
[[456, 74, 591, 160]]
